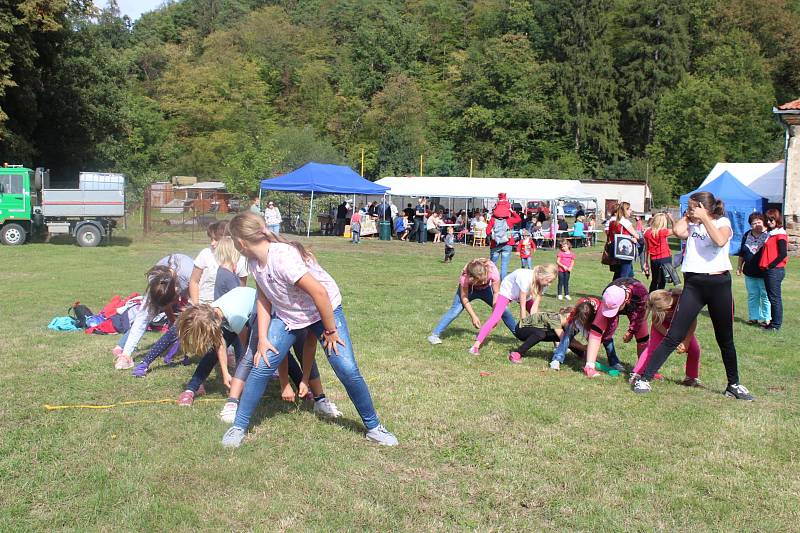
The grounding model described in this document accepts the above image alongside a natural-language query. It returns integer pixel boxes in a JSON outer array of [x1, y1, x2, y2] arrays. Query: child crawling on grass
[[507, 307, 587, 363]]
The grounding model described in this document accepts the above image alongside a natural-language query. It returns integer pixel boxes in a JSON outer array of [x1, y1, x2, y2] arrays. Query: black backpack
[[68, 302, 94, 329]]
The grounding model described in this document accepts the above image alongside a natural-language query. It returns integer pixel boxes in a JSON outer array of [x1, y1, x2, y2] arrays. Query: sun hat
[[600, 285, 626, 317]]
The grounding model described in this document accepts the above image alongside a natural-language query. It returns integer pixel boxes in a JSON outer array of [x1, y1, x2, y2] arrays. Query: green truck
[[0, 165, 125, 247]]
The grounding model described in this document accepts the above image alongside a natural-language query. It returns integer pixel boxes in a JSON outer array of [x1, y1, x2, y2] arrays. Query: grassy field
[[1, 228, 798, 531]]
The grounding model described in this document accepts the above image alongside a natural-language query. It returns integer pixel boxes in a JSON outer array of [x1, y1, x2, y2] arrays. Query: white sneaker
[[114, 355, 134, 370], [365, 425, 399, 446], [565, 295, 571, 300], [557, 295, 563, 300], [313, 397, 343, 419], [219, 401, 238, 424], [549, 360, 560, 371], [221, 426, 246, 448], [427, 334, 442, 345]]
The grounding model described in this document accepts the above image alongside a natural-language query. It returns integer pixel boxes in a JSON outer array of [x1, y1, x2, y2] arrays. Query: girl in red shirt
[[759, 209, 788, 331], [643, 212, 675, 291]]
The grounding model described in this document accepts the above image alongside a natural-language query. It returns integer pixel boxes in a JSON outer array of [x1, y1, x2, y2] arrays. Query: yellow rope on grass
[[43, 398, 226, 411]]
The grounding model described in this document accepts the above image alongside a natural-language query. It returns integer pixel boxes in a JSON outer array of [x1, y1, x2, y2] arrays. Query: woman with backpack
[[486, 193, 522, 279]]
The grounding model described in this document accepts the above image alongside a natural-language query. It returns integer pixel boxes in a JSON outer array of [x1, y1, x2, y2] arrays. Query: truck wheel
[[76, 225, 101, 247], [1, 223, 27, 245]]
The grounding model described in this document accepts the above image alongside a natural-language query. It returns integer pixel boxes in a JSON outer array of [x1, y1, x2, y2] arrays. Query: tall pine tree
[[548, 0, 622, 170], [614, 0, 690, 155]]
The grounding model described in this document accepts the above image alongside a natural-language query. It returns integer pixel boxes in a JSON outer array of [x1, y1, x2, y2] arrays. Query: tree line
[[1, 0, 796, 205]]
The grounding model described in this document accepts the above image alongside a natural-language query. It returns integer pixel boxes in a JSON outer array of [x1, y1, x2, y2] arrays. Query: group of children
[[113, 216, 398, 449], [429, 255, 702, 386]]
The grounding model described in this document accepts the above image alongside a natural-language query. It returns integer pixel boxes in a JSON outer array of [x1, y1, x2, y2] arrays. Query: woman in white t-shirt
[[631, 191, 754, 401]]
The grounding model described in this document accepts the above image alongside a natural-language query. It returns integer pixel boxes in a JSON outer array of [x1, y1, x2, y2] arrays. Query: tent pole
[[307, 191, 314, 238], [258, 187, 262, 210]]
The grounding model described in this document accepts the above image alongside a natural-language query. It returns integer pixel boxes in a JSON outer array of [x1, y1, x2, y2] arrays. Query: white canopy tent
[[375, 176, 596, 202], [700, 162, 784, 204]]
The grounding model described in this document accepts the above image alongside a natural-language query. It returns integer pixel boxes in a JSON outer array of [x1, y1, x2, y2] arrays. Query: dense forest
[[1, 0, 798, 204]]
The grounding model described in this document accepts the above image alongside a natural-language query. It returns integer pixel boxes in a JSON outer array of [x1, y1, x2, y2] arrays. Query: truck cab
[[0, 166, 34, 245]]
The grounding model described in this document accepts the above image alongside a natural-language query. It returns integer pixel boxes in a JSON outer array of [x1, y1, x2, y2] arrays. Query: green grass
[[1, 229, 799, 531]]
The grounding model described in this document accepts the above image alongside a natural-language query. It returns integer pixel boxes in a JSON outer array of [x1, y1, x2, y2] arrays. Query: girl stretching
[[427, 258, 517, 345], [469, 264, 557, 355], [630, 288, 701, 386], [632, 192, 754, 400], [580, 278, 649, 378], [113, 254, 194, 370], [221, 212, 397, 448]]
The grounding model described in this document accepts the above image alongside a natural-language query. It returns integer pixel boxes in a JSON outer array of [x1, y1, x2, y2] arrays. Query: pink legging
[[633, 323, 700, 378], [475, 295, 533, 345]]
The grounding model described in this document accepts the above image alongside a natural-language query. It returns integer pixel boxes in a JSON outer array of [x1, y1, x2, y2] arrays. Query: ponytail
[[229, 212, 316, 264], [690, 191, 725, 219], [145, 265, 177, 313]]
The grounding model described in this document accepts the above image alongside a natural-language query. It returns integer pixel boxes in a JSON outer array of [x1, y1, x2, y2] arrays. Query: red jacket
[[759, 229, 788, 270], [486, 210, 522, 248]]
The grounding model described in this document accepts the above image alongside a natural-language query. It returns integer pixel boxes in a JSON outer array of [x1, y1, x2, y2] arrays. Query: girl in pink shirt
[[556, 239, 575, 300], [220, 212, 397, 448]]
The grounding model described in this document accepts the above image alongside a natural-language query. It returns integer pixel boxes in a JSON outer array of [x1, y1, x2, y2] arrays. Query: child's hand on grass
[[622, 331, 633, 343], [281, 383, 296, 403], [298, 380, 309, 398], [471, 316, 481, 329]]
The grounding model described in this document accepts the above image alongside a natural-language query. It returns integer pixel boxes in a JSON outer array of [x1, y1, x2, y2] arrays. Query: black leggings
[[514, 325, 560, 356], [643, 272, 739, 385], [648, 256, 671, 292]]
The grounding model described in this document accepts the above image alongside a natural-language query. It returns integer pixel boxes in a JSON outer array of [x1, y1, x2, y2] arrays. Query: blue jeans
[[414, 220, 426, 243], [744, 275, 771, 322], [268, 224, 280, 234], [763, 267, 785, 329], [551, 324, 619, 366], [614, 260, 634, 280], [557, 271, 570, 296], [234, 307, 380, 431], [351, 229, 360, 243], [187, 329, 243, 392], [521, 257, 532, 269], [233, 317, 320, 383], [490, 244, 513, 279], [116, 330, 130, 349], [432, 285, 517, 337]]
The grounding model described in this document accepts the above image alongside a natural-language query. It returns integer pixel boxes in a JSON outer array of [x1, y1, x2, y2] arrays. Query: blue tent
[[259, 162, 388, 237], [680, 171, 767, 255], [260, 162, 389, 195]]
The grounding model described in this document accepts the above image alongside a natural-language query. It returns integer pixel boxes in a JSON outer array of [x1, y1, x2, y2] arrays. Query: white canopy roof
[[174, 181, 226, 190], [376, 176, 596, 201], [700, 163, 784, 203]]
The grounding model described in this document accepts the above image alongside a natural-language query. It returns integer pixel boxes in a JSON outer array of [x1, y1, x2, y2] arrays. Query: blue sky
[[111, 0, 165, 20]]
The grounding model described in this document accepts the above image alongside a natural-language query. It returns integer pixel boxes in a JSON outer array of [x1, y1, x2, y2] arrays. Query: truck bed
[[41, 188, 124, 217]]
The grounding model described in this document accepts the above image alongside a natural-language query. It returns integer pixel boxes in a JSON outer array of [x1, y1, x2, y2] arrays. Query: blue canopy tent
[[680, 171, 767, 255], [260, 162, 389, 236]]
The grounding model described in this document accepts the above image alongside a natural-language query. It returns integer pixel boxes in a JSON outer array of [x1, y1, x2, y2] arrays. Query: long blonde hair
[[228, 212, 315, 263], [649, 212, 667, 232], [647, 287, 682, 326], [176, 304, 223, 356], [531, 264, 558, 295], [214, 236, 240, 269]]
